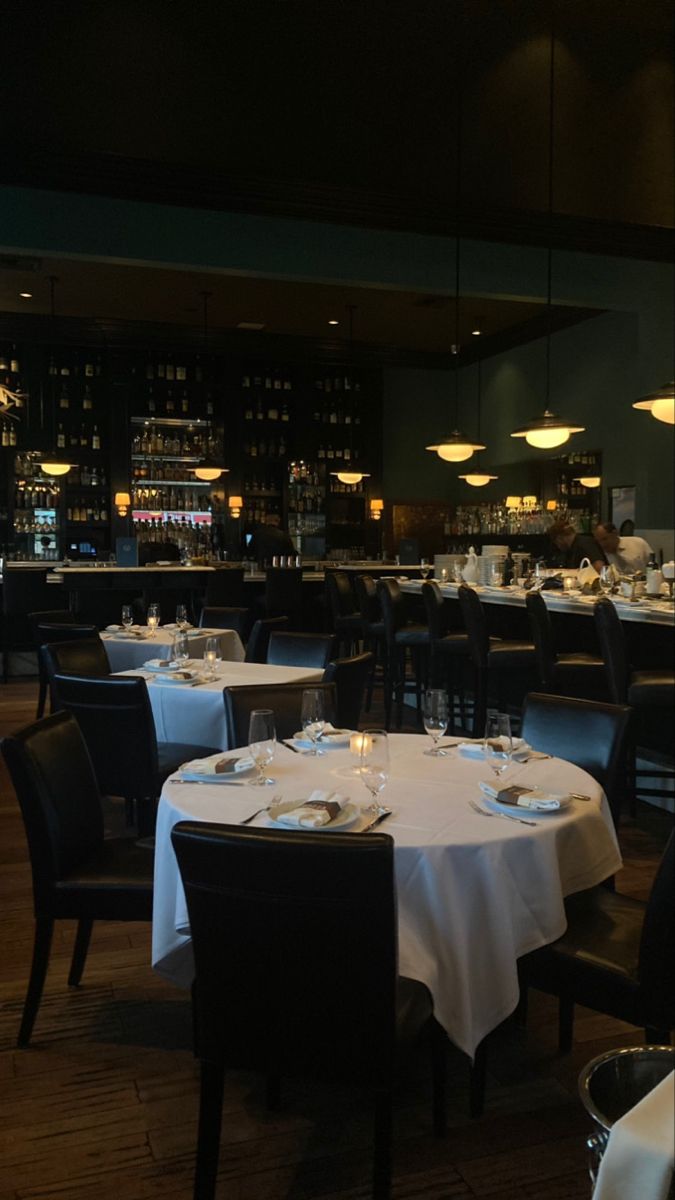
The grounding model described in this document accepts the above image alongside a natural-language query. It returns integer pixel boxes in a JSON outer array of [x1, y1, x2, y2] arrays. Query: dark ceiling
[[3, 0, 673, 259]]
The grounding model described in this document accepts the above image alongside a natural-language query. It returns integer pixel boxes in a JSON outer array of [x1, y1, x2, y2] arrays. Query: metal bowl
[[579, 1044, 675, 1134]]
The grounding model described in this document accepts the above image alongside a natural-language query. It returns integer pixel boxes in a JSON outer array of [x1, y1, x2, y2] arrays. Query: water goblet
[[203, 635, 221, 679], [173, 631, 189, 669], [121, 604, 133, 630], [423, 689, 449, 756], [599, 565, 614, 595], [419, 558, 431, 580], [360, 729, 390, 815], [300, 688, 326, 755], [440, 567, 449, 584], [484, 711, 513, 780], [147, 603, 160, 636], [176, 603, 189, 630], [248, 709, 276, 786]]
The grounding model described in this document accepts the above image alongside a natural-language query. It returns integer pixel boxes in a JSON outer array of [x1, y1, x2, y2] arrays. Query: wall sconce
[[505, 496, 522, 509], [114, 492, 131, 517], [370, 499, 384, 521], [228, 495, 243, 518], [546, 499, 558, 512]]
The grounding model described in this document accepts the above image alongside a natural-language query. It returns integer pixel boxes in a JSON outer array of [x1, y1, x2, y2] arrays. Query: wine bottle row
[[57, 422, 103, 451], [244, 435, 288, 458], [66, 498, 110, 523], [141, 386, 215, 418], [15, 484, 61, 509], [132, 428, 219, 457], [132, 485, 212, 512]]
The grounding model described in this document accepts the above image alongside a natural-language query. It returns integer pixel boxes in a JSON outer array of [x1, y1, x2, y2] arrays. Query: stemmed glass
[[176, 603, 189, 630], [599, 565, 614, 596], [147, 603, 160, 636], [423, 689, 449, 756], [301, 688, 326, 755], [121, 604, 133, 630], [203, 635, 221, 679], [248, 709, 276, 786], [419, 558, 431, 580], [484, 711, 513, 780], [173, 632, 189, 669], [360, 729, 389, 815]]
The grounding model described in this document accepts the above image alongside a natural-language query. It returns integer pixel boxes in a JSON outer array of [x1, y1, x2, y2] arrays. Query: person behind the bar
[[548, 519, 606, 573], [248, 512, 296, 565], [594, 521, 653, 574]]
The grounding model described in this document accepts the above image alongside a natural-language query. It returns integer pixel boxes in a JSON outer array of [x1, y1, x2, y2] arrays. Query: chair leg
[[68, 919, 94, 987], [469, 1039, 487, 1118], [194, 1057, 226, 1200], [18, 916, 54, 1047], [430, 1021, 447, 1136], [373, 1087, 393, 1200], [558, 996, 574, 1052], [36, 678, 47, 720]]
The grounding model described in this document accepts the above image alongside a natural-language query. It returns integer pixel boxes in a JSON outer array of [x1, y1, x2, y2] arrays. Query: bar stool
[[376, 578, 430, 729], [325, 570, 364, 656], [526, 590, 607, 699], [457, 584, 537, 736], [354, 574, 386, 711], [594, 597, 675, 804], [264, 568, 304, 629], [421, 581, 470, 733]]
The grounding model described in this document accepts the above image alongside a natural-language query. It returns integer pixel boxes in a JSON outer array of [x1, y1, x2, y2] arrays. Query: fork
[[240, 795, 282, 825], [468, 798, 537, 827]]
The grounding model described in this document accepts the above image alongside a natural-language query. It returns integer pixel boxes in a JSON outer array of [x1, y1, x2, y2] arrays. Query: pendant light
[[40, 276, 75, 477], [632, 381, 675, 426], [510, 14, 585, 451], [426, 8, 485, 466], [459, 360, 498, 485], [331, 305, 370, 485], [191, 291, 229, 482]]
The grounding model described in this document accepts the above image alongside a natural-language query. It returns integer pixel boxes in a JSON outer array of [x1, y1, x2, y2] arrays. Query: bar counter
[[399, 579, 675, 627]]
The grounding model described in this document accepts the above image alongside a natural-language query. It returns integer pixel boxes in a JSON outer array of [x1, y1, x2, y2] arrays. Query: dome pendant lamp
[[633, 381, 675, 426], [510, 19, 584, 452], [40, 276, 74, 477], [459, 360, 498, 485], [330, 305, 371, 486]]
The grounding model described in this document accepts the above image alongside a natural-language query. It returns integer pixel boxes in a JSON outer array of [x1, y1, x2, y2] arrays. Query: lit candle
[[350, 733, 372, 756]]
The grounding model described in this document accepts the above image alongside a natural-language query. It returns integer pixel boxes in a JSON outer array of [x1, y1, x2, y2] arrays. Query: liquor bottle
[[48, 354, 58, 376], [176, 361, 187, 382], [165, 355, 175, 382], [9, 422, 16, 446], [80, 425, 88, 449], [82, 385, 93, 411], [84, 356, 94, 378], [206, 392, 214, 416], [57, 423, 65, 449], [146, 356, 154, 380], [10, 347, 20, 374], [1, 421, 8, 447], [281, 403, 290, 422], [166, 389, 175, 414], [59, 383, 70, 409], [147, 386, 156, 415], [92, 425, 101, 451], [180, 389, 189, 415]]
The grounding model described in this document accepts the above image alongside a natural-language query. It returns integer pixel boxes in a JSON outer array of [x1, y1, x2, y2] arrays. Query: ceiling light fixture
[[471, 328, 481, 336], [236, 321, 266, 331], [19, 291, 32, 299], [328, 318, 339, 326], [632, 381, 675, 426], [459, 360, 498, 485], [39, 276, 74, 477], [574, 475, 601, 489], [330, 305, 370, 485], [509, 18, 585, 452]]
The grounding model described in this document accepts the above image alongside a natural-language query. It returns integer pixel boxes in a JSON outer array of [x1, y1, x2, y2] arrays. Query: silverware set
[[468, 798, 537, 827]]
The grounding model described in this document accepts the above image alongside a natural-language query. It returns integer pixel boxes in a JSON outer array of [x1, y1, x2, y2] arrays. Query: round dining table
[[152, 732, 621, 1059], [102, 625, 246, 673]]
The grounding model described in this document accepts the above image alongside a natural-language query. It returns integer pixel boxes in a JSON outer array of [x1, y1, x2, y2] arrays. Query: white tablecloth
[[102, 626, 245, 673], [152, 733, 621, 1057], [593, 1071, 674, 1200], [118, 661, 324, 749]]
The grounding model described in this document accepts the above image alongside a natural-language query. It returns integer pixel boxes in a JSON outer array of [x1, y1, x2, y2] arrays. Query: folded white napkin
[[459, 737, 529, 760], [275, 789, 349, 828], [163, 622, 195, 632], [180, 753, 254, 779], [154, 669, 199, 684], [106, 623, 141, 633], [144, 658, 179, 670], [479, 781, 563, 811]]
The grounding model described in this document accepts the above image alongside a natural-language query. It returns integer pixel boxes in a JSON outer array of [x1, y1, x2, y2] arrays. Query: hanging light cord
[[544, 4, 556, 409], [453, 1, 463, 429]]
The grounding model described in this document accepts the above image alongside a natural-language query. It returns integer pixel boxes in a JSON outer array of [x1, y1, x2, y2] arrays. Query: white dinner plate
[[113, 630, 149, 640], [179, 757, 257, 783], [483, 792, 572, 816], [269, 801, 361, 831], [143, 660, 186, 673], [291, 730, 353, 750], [150, 671, 205, 685]]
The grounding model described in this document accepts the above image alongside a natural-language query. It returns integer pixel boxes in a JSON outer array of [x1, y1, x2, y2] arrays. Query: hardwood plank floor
[[0, 677, 671, 1199]]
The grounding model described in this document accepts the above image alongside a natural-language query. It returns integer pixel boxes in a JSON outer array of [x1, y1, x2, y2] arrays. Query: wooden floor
[[0, 678, 672, 1200]]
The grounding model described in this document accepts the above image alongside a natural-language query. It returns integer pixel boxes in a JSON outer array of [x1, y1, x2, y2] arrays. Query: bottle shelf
[[132, 478, 213, 488], [130, 416, 211, 428], [131, 454, 203, 463]]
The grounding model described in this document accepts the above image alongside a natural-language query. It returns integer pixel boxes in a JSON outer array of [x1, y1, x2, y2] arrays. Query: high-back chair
[[51, 674, 220, 838], [204, 567, 245, 608], [376, 577, 429, 729], [1, 711, 153, 1047], [525, 590, 605, 698], [266, 631, 336, 669], [322, 651, 374, 729], [223, 681, 337, 747], [40, 634, 110, 710], [199, 605, 252, 643], [2, 567, 52, 683], [28, 609, 77, 717], [354, 574, 386, 711], [264, 567, 304, 627], [245, 615, 289, 663], [520, 831, 675, 1052], [421, 580, 470, 731], [521, 692, 632, 830], [457, 584, 536, 736], [171, 821, 446, 1200], [325, 570, 364, 655]]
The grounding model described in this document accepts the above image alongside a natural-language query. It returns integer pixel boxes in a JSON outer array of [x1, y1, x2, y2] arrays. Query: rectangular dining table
[[152, 732, 622, 1059], [102, 625, 245, 673], [116, 660, 325, 749]]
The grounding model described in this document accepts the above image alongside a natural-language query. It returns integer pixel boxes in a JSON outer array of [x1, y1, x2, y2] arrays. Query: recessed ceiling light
[[471, 328, 481, 336], [236, 321, 266, 331], [328, 319, 339, 326], [19, 291, 33, 299]]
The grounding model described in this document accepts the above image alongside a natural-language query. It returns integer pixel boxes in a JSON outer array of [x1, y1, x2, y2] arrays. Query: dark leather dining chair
[[457, 584, 537, 736], [376, 577, 430, 729], [322, 651, 374, 729], [2, 567, 53, 683], [354, 573, 386, 709], [521, 692, 632, 831], [199, 605, 252, 643], [204, 567, 245, 608], [421, 580, 470, 731], [1, 711, 154, 1047], [244, 615, 289, 663], [50, 674, 221, 838], [325, 569, 364, 655], [171, 821, 446, 1200], [519, 830, 675, 1052], [264, 567, 304, 627], [28, 609, 77, 717], [266, 631, 336, 669], [223, 681, 337, 747], [525, 590, 606, 699], [40, 635, 110, 711]]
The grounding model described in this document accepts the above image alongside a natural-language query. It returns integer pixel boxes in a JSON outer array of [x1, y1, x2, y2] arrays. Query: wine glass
[[483, 711, 513, 780], [248, 709, 276, 786], [121, 604, 133, 630], [489, 559, 503, 587], [203, 635, 221, 679], [173, 632, 189, 668], [147, 603, 160, 636], [176, 603, 189, 630], [423, 689, 449, 756], [301, 688, 326, 755], [360, 729, 389, 814], [419, 558, 431, 580], [453, 561, 464, 584], [599, 565, 614, 595]]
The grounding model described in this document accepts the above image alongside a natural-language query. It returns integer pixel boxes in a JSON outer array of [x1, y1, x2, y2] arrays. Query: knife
[[360, 809, 392, 832]]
